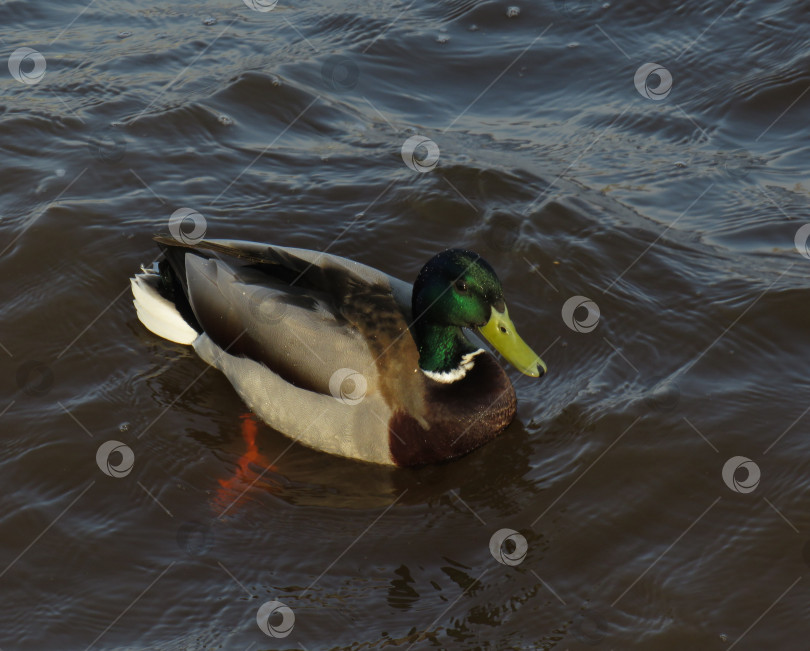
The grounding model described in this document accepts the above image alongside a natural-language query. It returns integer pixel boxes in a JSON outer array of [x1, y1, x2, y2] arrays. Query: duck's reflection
[[211, 412, 282, 516], [203, 401, 535, 515]]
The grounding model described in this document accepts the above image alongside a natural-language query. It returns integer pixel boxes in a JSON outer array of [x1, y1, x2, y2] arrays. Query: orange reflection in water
[[212, 412, 279, 515]]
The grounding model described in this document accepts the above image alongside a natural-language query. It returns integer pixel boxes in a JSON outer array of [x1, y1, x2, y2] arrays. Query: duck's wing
[[157, 236, 422, 401], [157, 236, 413, 313], [154, 237, 431, 465]]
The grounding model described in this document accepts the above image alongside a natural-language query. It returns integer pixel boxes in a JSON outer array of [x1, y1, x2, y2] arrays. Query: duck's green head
[[412, 249, 546, 378]]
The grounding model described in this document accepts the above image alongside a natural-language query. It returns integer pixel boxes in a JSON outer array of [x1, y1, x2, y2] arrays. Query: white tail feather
[[130, 272, 197, 345]]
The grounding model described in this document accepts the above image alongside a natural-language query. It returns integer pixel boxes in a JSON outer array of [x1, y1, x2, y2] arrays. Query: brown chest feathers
[[388, 353, 517, 467]]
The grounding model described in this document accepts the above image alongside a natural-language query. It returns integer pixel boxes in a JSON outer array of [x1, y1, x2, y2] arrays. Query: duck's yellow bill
[[478, 306, 546, 377]]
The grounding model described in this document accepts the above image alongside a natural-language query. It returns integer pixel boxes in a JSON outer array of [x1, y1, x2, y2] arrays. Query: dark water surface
[[2, 0, 810, 649]]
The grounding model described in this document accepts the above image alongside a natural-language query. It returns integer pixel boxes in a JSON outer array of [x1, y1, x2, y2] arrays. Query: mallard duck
[[130, 237, 546, 467]]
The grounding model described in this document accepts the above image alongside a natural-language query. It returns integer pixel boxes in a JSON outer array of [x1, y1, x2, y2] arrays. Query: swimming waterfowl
[[130, 238, 546, 467]]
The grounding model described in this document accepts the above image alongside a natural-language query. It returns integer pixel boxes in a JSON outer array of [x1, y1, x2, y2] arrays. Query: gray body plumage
[[131, 239, 509, 467]]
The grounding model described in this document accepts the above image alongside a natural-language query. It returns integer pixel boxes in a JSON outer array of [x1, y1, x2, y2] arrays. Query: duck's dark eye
[[499, 325, 508, 334], [454, 279, 468, 293]]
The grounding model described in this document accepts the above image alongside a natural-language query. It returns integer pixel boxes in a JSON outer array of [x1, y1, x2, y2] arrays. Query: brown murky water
[[2, 0, 810, 649]]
